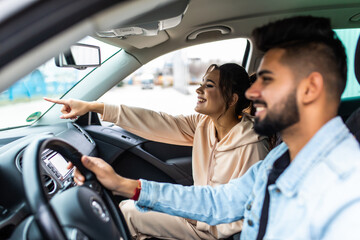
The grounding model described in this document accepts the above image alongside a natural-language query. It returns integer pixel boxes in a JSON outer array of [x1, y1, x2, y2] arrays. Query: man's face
[[245, 49, 300, 136]]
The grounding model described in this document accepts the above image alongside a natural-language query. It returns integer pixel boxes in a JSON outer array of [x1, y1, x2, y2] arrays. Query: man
[[71, 16, 360, 239]]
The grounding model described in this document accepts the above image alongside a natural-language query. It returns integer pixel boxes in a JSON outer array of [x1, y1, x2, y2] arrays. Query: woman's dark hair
[[205, 63, 252, 118]]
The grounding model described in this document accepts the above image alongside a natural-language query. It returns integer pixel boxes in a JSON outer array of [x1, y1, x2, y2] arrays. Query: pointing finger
[[43, 97, 67, 105]]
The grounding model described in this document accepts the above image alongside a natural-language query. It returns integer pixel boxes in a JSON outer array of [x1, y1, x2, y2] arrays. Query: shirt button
[[275, 188, 281, 193], [247, 219, 254, 226], [246, 203, 252, 210]]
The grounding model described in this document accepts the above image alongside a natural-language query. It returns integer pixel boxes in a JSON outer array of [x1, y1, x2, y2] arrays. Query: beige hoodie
[[103, 104, 269, 238]]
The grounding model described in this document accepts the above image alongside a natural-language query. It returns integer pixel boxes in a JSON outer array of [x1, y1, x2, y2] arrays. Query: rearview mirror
[[55, 43, 101, 70]]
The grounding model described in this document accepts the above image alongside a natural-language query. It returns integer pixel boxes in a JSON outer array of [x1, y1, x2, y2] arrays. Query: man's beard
[[254, 89, 300, 136]]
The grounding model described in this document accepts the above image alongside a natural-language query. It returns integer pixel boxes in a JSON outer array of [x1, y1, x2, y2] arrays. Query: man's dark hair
[[252, 16, 347, 101]]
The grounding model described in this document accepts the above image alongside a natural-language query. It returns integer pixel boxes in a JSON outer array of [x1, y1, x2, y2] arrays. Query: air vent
[[73, 123, 82, 132], [73, 123, 94, 144], [15, 149, 26, 172], [15, 148, 53, 173], [42, 175, 56, 194], [83, 134, 94, 144], [17, 156, 23, 171]]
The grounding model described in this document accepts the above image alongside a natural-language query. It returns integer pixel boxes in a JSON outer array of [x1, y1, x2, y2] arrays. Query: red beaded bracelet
[[131, 180, 142, 201]]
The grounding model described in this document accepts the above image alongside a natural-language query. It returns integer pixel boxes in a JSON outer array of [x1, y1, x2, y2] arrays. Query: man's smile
[[253, 100, 267, 118]]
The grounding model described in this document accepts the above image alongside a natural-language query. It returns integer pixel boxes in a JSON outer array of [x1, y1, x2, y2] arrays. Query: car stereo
[[42, 149, 73, 184]]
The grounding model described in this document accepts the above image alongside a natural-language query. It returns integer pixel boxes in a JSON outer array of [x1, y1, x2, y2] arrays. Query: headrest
[[355, 34, 360, 84]]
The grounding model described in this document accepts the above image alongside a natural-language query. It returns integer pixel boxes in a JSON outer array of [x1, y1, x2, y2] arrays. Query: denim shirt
[[136, 117, 360, 239]]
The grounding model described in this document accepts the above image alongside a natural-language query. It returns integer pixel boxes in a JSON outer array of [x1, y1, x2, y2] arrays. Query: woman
[[45, 63, 269, 240]]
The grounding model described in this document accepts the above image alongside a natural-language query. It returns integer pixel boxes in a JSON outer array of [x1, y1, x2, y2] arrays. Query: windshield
[[0, 37, 119, 130]]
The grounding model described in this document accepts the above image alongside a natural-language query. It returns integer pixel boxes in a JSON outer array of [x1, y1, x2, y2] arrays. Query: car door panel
[[83, 125, 193, 187]]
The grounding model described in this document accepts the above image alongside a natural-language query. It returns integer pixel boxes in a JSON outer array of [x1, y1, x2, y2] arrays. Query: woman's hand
[[68, 155, 138, 198], [44, 97, 93, 119]]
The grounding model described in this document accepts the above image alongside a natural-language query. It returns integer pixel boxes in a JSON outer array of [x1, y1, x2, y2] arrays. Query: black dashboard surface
[[0, 120, 193, 239], [0, 122, 97, 238]]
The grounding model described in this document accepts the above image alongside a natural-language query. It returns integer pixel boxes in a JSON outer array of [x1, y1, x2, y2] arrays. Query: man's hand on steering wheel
[[69, 155, 138, 199]]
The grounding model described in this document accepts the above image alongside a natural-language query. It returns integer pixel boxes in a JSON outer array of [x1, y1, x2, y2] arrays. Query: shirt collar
[[275, 117, 349, 197]]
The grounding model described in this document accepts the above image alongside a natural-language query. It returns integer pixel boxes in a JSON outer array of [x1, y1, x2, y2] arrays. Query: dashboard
[[16, 148, 75, 196], [0, 119, 192, 239], [42, 149, 73, 184], [0, 122, 97, 237]]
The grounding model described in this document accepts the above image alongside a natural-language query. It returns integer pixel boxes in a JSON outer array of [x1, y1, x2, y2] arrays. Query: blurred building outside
[[124, 38, 249, 96]]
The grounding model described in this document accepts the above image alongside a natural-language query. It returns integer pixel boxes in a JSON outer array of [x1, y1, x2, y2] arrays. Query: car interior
[[0, 0, 359, 239]]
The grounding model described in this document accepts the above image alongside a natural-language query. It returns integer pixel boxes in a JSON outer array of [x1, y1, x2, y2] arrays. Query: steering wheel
[[22, 136, 131, 240]]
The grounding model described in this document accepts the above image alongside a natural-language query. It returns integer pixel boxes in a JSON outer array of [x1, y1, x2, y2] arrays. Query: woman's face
[[195, 69, 226, 117]]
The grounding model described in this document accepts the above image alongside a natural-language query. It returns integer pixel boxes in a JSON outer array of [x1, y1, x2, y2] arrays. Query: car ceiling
[[0, 0, 360, 93], [99, 0, 360, 65]]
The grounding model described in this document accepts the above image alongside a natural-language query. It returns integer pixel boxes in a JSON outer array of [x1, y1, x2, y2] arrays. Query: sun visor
[[96, 0, 188, 38]]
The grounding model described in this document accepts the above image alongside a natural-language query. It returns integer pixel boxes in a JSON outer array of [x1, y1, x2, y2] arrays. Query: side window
[[335, 28, 360, 99], [99, 38, 249, 116]]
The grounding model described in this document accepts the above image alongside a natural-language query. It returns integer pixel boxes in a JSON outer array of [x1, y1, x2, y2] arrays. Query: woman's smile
[[197, 97, 206, 104]]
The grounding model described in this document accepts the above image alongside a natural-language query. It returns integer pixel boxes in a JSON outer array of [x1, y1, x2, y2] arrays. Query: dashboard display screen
[[40, 149, 74, 188], [49, 153, 69, 177], [42, 149, 74, 182]]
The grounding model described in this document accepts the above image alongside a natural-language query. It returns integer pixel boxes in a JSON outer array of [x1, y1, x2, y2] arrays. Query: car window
[[0, 37, 120, 130], [335, 28, 360, 99], [99, 38, 249, 116]]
